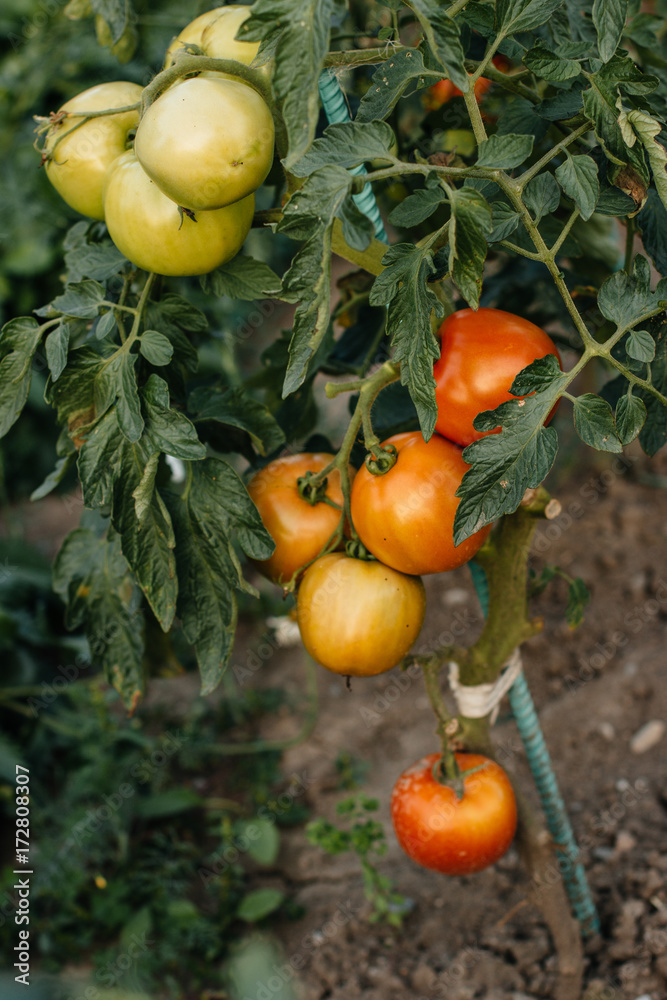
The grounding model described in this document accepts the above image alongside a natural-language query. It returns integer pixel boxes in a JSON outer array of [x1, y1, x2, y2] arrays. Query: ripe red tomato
[[349, 431, 491, 576], [424, 57, 508, 111], [433, 308, 561, 447], [296, 552, 426, 676], [247, 453, 352, 586], [391, 752, 518, 875]]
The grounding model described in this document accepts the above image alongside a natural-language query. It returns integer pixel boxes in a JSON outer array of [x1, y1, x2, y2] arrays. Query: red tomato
[[391, 752, 518, 875], [433, 308, 561, 447], [296, 552, 426, 677], [349, 431, 491, 576], [425, 57, 508, 110], [247, 453, 352, 586]]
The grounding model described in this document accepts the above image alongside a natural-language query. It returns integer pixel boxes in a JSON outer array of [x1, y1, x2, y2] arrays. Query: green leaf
[[510, 353, 563, 395], [638, 319, 667, 456], [78, 407, 124, 508], [566, 577, 590, 628], [91, 0, 129, 44], [291, 121, 397, 176], [113, 351, 144, 443], [573, 393, 623, 451], [370, 244, 443, 439], [388, 176, 445, 228], [238, 818, 280, 866], [111, 436, 177, 631], [524, 172, 561, 222], [199, 254, 282, 300], [64, 240, 127, 283], [636, 189, 667, 276], [592, 0, 627, 62], [582, 67, 649, 186], [596, 185, 636, 216], [48, 280, 106, 320], [476, 133, 535, 169], [45, 322, 71, 382], [537, 87, 584, 122], [189, 384, 285, 457], [622, 110, 667, 213], [140, 330, 174, 367], [336, 197, 374, 253], [53, 529, 144, 709], [0, 317, 43, 438], [448, 187, 493, 308], [95, 310, 117, 341], [496, 0, 567, 34], [626, 329, 656, 362], [524, 45, 582, 82], [403, 1, 468, 90], [615, 393, 646, 444], [487, 202, 520, 243], [236, 888, 285, 923], [554, 155, 599, 221], [453, 378, 568, 544], [239, 0, 346, 168], [597, 255, 667, 331], [147, 293, 209, 335], [132, 452, 159, 524], [356, 48, 429, 123], [143, 375, 206, 460], [134, 788, 202, 818], [165, 458, 274, 694], [30, 453, 76, 501]]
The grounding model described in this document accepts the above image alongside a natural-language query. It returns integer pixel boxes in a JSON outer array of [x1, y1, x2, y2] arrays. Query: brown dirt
[[235, 443, 667, 1000]]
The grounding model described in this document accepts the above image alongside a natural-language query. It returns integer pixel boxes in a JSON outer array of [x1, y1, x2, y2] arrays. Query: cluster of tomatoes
[[41, 6, 273, 276], [250, 307, 558, 874]]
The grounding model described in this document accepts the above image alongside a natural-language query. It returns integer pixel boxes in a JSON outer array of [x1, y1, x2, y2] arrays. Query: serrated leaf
[[573, 393, 623, 451], [510, 354, 564, 395], [147, 294, 209, 335], [524, 45, 582, 82], [537, 87, 584, 121], [200, 254, 282, 300], [566, 576, 590, 628], [598, 255, 667, 331], [403, 1, 468, 90], [622, 111, 667, 213], [91, 0, 129, 44], [448, 187, 493, 308], [524, 172, 561, 222], [45, 321, 70, 381], [0, 318, 43, 438], [53, 528, 144, 709], [64, 240, 127, 282], [592, 0, 627, 62], [113, 351, 144, 442], [291, 121, 397, 176], [78, 406, 124, 508], [237, 888, 284, 923], [140, 330, 174, 367], [487, 202, 520, 243], [356, 49, 429, 123], [388, 176, 445, 228], [596, 185, 636, 216], [48, 280, 106, 319], [496, 0, 566, 34], [336, 197, 374, 253], [30, 453, 76, 501], [142, 376, 206, 461], [477, 133, 535, 169], [239, 0, 346, 168], [615, 393, 646, 444], [454, 386, 565, 543], [189, 384, 285, 457], [555, 155, 599, 221], [582, 67, 650, 190], [370, 244, 443, 438], [625, 329, 655, 362], [164, 458, 274, 694]]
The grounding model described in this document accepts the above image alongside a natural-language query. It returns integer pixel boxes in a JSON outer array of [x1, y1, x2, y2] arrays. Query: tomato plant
[[433, 308, 562, 446], [246, 452, 351, 585], [390, 752, 518, 875], [350, 431, 491, 575], [164, 5, 261, 69], [296, 552, 426, 677]]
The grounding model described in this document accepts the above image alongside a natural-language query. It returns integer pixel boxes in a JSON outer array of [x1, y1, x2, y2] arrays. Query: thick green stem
[[464, 87, 488, 144], [518, 124, 592, 189]]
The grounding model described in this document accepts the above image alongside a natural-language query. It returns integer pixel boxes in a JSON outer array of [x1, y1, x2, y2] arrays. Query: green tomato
[[134, 76, 274, 211], [103, 151, 254, 276], [43, 81, 142, 220]]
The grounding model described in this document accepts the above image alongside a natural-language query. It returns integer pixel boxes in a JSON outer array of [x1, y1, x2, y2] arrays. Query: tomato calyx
[[344, 538, 374, 561], [364, 442, 398, 476], [297, 471, 333, 506], [432, 754, 465, 801]]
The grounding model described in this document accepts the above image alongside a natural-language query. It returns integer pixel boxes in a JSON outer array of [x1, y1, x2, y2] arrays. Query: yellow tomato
[[164, 5, 261, 70], [43, 81, 142, 220], [103, 151, 254, 276], [134, 76, 274, 211]]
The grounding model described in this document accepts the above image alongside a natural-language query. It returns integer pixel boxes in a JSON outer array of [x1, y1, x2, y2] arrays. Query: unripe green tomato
[[103, 151, 254, 276], [43, 81, 142, 220], [296, 553, 426, 677], [164, 5, 263, 71], [134, 76, 274, 211]]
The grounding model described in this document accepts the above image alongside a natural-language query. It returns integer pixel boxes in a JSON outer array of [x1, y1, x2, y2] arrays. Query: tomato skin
[[134, 76, 274, 211], [103, 151, 253, 276], [425, 57, 508, 111], [349, 431, 491, 576], [44, 81, 142, 220], [247, 453, 352, 586], [164, 6, 262, 70], [434, 308, 561, 447], [391, 752, 518, 875], [296, 553, 426, 677]]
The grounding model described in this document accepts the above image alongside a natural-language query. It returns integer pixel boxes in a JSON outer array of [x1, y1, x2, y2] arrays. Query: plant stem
[[463, 87, 488, 144], [550, 206, 580, 256], [323, 42, 407, 67], [421, 658, 461, 786], [518, 123, 592, 189]]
